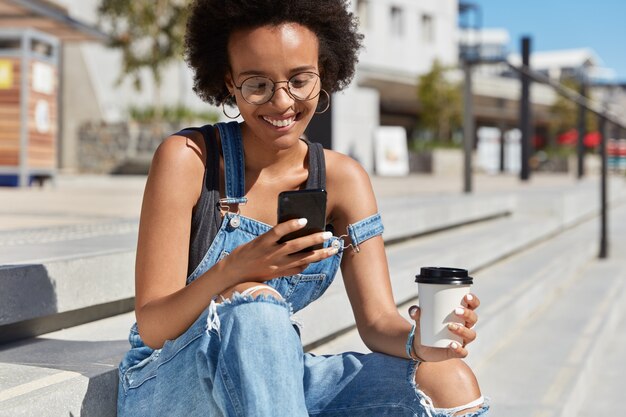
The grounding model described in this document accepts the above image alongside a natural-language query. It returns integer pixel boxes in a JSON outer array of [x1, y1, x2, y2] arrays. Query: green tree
[[98, 0, 190, 119], [416, 60, 462, 144]]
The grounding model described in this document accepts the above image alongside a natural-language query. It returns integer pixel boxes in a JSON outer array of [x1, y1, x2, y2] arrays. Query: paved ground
[[2, 171, 625, 416], [0, 171, 607, 232]]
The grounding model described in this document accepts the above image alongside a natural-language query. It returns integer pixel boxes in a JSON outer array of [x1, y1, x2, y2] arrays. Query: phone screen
[[277, 189, 327, 248]]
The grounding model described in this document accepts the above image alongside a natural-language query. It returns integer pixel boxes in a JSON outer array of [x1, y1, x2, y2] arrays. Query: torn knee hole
[[243, 287, 284, 300], [220, 284, 284, 302]]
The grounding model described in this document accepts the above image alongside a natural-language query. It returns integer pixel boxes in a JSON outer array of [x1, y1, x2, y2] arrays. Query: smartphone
[[277, 189, 327, 250]]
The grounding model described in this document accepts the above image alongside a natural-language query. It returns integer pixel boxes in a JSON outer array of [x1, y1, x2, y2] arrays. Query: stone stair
[[310, 194, 626, 417], [474, 203, 626, 416], [1, 177, 624, 416]]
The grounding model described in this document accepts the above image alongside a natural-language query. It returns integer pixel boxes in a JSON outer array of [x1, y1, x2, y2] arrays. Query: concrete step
[[0, 221, 137, 343], [308, 203, 626, 416], [2, 175, 621, 342], [300, 208, 591, 348], [1, 178, 624, 416], [0, 313, 134, 417], [307, 197, 608, 356], [571, 204, 626, 417], [576, 292, 626, 417], [0, 199, 557, 417], [475, 248, 626, 416], [0, 193, 513, 342], [465, 212, 601, 367], [306, 177, 626, 350]]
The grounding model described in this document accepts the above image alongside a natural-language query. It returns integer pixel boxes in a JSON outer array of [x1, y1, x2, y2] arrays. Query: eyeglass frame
[[232, 71, 322, 105]]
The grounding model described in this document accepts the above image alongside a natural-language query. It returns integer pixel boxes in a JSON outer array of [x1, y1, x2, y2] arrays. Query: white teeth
[[263, 117, 294, 127]]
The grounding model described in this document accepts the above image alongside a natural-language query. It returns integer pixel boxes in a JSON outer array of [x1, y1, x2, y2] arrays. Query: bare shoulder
[[151, 129, 206, 177], [147, 129, 207, 206], [324, 149, 378, 224], [324, 149, 371, 191]]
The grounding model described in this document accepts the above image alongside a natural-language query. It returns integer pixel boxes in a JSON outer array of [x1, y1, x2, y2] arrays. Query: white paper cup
[[415, 267, 473, 348]]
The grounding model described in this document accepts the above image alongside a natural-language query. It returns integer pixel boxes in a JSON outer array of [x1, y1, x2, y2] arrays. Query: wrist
[[215, 253, 243, 286], [406, 324, 423, 361], [405, 324, 417, 360]]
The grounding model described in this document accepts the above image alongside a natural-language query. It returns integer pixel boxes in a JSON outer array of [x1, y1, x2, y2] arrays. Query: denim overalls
[[117, 122, 489, 417]]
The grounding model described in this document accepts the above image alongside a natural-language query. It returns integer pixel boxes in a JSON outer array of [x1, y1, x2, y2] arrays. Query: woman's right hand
[[221, 218, 338, 285]]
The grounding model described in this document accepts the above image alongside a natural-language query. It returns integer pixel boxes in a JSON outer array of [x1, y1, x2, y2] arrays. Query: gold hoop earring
[[315, 89, 330, 114], [221, 98, 240, 119]]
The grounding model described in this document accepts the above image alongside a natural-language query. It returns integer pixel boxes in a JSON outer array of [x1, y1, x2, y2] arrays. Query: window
[[421, 14, 434, 43], [390, 6, 404, 37]]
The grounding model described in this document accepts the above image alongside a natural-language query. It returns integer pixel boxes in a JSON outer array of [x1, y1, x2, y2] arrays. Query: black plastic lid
[[415, 267, 473, 285]]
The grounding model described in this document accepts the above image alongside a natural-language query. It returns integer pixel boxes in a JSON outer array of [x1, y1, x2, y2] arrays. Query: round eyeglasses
[[234, 72, 321, 105]]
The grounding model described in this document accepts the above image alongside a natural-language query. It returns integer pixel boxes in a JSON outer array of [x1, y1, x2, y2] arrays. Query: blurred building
[[0, 0, 105, 184], [313, 0, 461, 171], [3, 0, 623, 177]]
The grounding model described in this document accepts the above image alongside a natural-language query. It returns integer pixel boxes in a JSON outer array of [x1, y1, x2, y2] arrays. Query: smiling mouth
[[262, 114, 299, 128]]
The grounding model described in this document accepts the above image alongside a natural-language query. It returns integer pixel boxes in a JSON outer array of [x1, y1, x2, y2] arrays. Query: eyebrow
[[237, 65, 318, 77]]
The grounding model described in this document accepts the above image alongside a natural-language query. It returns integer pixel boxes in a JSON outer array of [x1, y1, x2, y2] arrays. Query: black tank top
[[184, 125, 327, 278]]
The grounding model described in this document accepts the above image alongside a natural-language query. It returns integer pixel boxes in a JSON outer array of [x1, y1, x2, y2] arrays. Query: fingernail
[[455, 307, 465, 316], [298, 218, 308, 226], [450, 342, 459, 349], [409, 306, 418, 317], [466, 293, 474, 301], [448, 323, 459, 331], [322, 231, 333, 240], [327, 247, 338, 255]]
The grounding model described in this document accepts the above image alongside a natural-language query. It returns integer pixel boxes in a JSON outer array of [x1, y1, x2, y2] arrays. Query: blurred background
[[1, 0, 625, 184], [1, 1, 626, 416]]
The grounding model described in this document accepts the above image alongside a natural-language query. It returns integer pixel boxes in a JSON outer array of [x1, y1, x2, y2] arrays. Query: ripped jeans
[[118, 293, 489, 417]]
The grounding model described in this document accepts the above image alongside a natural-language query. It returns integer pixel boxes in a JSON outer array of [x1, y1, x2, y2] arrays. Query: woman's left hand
[[408, 293, 480, 362]]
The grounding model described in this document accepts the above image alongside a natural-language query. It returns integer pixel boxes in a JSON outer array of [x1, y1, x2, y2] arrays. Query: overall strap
[[215, 121, 248, 205], [304, 141, 326, 190], [344, 213, 385, 253]]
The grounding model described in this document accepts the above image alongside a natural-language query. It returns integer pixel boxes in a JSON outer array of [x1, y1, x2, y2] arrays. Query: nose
[[270, 83, 295, 108]]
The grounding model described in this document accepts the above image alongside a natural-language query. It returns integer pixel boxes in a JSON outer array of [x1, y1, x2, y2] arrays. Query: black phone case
[[277, 189, 327, 249]]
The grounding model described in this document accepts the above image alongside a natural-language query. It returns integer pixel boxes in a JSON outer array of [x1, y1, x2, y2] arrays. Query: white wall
[[60, 0, 212, 124], [331, 86, 380, 173], [355, 0, 459, 76], [55, 0, 215, 171]]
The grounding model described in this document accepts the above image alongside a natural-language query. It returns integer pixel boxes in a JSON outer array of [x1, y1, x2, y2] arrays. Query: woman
[[117, 1, 489, 416]]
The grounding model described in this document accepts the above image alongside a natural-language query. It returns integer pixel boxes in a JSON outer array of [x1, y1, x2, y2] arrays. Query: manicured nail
[[448, 323, 459, 331], [409, 306, 418, 317], [450, 342, 459, 349], [455, 307, 465, 316], [298, 218, 308, 226], [327, 247, 338, 255], [466, 293, 474, 301], [322, 231, 333, 240]]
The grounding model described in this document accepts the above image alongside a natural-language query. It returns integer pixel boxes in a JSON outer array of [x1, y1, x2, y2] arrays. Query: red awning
[[584, 131, 600, 147], [557, 129, 578, 145], [557, 129, 600, 147]]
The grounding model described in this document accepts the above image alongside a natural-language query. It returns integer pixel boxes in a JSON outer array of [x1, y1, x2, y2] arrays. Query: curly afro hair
[[184, 0, 363, 106]]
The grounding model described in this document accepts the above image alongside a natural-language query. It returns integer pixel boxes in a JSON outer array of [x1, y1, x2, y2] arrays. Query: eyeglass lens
[[239, 72, 320, 104]]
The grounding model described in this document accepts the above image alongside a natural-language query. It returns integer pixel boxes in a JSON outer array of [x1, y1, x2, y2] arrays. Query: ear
[[224, 72, 235, 96]]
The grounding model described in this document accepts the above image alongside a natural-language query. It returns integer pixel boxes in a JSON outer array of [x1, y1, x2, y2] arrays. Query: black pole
[[599, 113, 608, 259], [499, 124, 506, 173], [520, 36, 531, 181], [576, 81, 587, 178], [498, 99, 506, 173], [463, 61, 474, 193]]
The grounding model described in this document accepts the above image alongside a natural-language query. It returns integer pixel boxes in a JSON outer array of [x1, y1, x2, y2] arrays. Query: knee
[[220, 282, 283, 301], [414, 359, 481, 410], [218, 283, 291, 331], [216, 285, 300, 356]]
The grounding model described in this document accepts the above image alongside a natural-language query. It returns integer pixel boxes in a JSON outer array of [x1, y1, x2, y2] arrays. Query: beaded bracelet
[[405, 323, 417, 360]]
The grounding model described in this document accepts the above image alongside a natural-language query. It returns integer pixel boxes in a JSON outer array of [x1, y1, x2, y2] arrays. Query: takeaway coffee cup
[[415, 267, 473, 348]]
